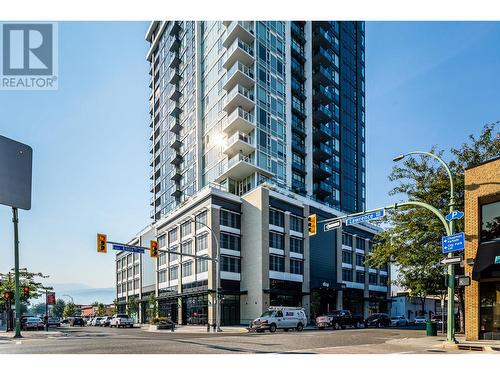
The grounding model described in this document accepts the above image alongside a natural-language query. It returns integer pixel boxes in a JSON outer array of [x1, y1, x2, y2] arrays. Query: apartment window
[[290, 215, 303, 232], [133, 253, 139, 262], [342, 233, 353, 247], [481, 200, 500, 242], [127, 254, 132, 265], [196, 210, 208, 231], [269, 255, 285, 272], [127, 281, 132, 290], [169, 245, 178, 262], [220, 232, 240, 251], [196, 233, 208, 252], [158, 235, 166, 248], [221, 256, 241, 273], [356, 254, 365, 267], [117, 284, 121, 294], [181, 221, 192, 237], [290, 237, 303, 254], [159, 252, 167, 265], [220, 209, 241, 229], [196, 257, 209, 273], [356, 237, 366, 250], [290, 259, 304, 275], [342, 269, 352, 282], [168, 228, 178, 244], [133, 279, 139, 290], [379, 275, 388, 286], [342, 250, 352, 264], [169, 266, 178, 280], [159, 269, 167, 283], [269, 208, 284, 227], [369, 273, 378, 285], [182, 261, 193, 277], [134, 264, 139, 275], [356, 271, 365, 284], [127, 267, 132, 278], [269, 231, 285, 250], [181, 240, 193, 255]]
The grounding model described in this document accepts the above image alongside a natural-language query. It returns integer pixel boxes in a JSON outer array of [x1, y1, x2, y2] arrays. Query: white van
[[251, 306, 307, 333]]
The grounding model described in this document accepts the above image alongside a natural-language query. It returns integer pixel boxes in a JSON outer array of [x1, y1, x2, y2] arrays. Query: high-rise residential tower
[[115, 21, 387, 327]]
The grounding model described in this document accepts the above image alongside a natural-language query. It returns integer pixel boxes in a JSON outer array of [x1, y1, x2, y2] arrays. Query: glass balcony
[[291, 22, 306, 43], [313, 142, 332, 161], [168, 84, 182, 101], [313, 26, 335, 48], [169, 36, 181, 52], [313, 161, 332, 178], [292, 180, 307, 194], [170, 105, 182, 118], [291, 141, 306, 155], [223, 38, 255, 69], [292, 119, 306, 135], [314, 104, 333, 122], [215, 153, 272, 183], [314, 181, 331, 198], [170, 152, 183, 166], [170, 21, 182, 36], [223, 131, 255, 158], [313, 65, 333, 85], [223, 61, 255, 91], [170, 168, 182, 182], [170, 118, 182, 134], [169, 68, 181, 84], [171, 185, 182, 198], [313, 46, 333, 65], [292, 161, 306, 174], [168, 53, 181, 69], [313, 122, 332, 142], [313, 84, 333, 104], [223, 84, 255, 113], [223, 21, 255, 48], [223, 107, 255, 135], [169, 136, 182, 150]]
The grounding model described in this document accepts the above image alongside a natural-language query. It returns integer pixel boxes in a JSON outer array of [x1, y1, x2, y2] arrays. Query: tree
[[0, 269, 49, 303], [369, 123, 500, 331], [112, 299, 118, 315], [96, 303, 107, 317], [146, 294, 157, 323], [52, 299, 66, 318], [126, 296, 138, 320], [63, 302, 76, 318]]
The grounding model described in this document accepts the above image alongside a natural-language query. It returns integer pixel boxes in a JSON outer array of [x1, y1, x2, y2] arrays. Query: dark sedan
[[69, 317, 85, 327], [365, 313, 391, 328]]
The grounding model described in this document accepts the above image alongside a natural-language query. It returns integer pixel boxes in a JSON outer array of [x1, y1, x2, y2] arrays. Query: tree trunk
[[419, 296, 426, 316]]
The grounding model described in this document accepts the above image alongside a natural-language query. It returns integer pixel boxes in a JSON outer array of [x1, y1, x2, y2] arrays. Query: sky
[[1, 21, 499, 293]]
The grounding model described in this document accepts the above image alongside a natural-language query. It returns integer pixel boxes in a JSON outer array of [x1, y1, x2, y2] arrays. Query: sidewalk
[[140, 324, 248, 334], [0, 329, 66, 341]]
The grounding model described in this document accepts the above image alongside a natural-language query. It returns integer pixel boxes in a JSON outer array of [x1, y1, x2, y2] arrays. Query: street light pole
[[12, 207, 22, 338], [394, 151, 456, 343]]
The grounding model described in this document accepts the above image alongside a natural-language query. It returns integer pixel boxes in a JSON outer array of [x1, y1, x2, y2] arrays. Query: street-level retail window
[[479, 282, 500, 340], [481, 200, 500, 242]]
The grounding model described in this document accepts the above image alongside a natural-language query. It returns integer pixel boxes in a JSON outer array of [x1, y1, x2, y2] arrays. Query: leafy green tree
[[96, 303, 107, 317], [52, 299, 66, 318], [30, 303, 47, 316], [63, 302, 76, 318], [126, 296, 138, 320], [146, 294, 157, 323], [112, 299, 118, 315], [369, 123, 500, 331]]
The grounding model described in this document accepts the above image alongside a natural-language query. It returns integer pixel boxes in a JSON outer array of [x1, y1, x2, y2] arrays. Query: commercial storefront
[[465, 157, 500, 340]]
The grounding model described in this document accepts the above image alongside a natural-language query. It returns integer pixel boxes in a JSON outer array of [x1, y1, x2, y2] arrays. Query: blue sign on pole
[[346, 209, 385, 226], [442, 232, 465, 254], [445, 210, 464, 222], [112, 244, 145, 254]]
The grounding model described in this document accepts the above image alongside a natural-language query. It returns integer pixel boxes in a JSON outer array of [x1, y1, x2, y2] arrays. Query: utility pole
[[12, 208, 22, 338]]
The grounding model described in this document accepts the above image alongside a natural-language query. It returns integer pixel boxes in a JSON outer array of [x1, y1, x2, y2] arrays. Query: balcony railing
[[223, 21, 254, 47], [224, 84, 255, 113], [223, 107, 255, 135]]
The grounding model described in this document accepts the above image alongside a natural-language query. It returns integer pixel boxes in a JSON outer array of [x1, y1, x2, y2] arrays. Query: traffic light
[[150, 240, 159, 258], [22, 287, 30, 299], [308, 214, 317, 236], [97, 233, 107, 253]]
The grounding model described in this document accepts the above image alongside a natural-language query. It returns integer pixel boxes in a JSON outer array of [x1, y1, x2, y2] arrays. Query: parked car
[[365, 313, 391, 328], [69, 317, 85, 327], [47, 316, 61, 327], [251, 306, 307, 333], [390, 315, 408, 327], [60, 318, 69, 325], [316, 310, 365, 330], [92, 317, 104, 326], [100, 317, 113, 327], [414, 316, 428, 325], [23, 317, 44, 331], [110, 314, 134, 328]]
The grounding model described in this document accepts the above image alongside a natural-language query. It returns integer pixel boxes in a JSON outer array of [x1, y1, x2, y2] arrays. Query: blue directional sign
[[346, 209, 385, 226], [442, 232, 465, 254], [112, 244, 145, 254], [445, 210, 464, 222]]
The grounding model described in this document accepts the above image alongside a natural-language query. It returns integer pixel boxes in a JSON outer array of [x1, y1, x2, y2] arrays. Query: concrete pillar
[[363, 238, 370, 319]]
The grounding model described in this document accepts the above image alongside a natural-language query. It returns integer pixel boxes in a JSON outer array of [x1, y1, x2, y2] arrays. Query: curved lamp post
[[394, 151, 456, 343]]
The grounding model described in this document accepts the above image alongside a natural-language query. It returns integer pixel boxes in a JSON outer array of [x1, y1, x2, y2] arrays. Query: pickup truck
[[110, 314, 134, 328], [315, 310, 365, 330]]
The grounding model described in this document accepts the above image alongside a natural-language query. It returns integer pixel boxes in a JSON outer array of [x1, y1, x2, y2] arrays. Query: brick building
[[464, 156, 500, 340]]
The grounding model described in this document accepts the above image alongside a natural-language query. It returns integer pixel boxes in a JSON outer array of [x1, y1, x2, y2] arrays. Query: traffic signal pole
[[12, 208, 22, 338]]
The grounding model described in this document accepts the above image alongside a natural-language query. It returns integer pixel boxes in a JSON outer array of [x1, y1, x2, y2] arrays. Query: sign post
[[441, 232, 465, 254]]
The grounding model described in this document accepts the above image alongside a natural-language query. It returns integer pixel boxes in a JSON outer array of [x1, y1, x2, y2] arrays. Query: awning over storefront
[[472, 240, 500, 280]]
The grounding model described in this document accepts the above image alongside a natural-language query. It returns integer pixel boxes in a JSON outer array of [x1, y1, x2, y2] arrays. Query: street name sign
[[457, 276, 471, 287], [441, 232, 465, 254], [324, 219, 342, 232], [440, 256, 462, 266], [445, 210, 464, 222], [345, 209, 385, 226], [112, 244, 145, 254]]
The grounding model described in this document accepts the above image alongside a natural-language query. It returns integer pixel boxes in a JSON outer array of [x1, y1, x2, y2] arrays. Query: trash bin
[[426, 321, 437, 336]]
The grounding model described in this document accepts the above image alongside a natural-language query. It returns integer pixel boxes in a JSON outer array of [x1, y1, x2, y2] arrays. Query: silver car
[[390, 315, 408, 326]]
